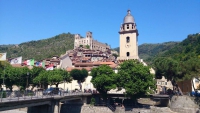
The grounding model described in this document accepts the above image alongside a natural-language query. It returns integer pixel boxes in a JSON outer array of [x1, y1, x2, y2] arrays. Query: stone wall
[[0, 106, 177, 113], [170, 95, 199, 113], [171, 108, 199, 113], [60, 104, 177, 113], [60, 105, 113, 113], [81, 106, 113, 113]]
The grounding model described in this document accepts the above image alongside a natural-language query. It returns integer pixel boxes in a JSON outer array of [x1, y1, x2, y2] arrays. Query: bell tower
[[118, 10, 139, 60]]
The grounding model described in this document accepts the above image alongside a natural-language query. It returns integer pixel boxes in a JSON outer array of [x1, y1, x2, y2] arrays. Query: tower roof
[[123, 10, 135, 24]]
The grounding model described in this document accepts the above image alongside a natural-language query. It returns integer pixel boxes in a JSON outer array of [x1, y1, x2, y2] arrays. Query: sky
[[0, 0, 200, 48]]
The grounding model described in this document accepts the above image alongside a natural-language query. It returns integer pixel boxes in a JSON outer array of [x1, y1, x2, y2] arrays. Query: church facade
[[117, 10, 139, 60], [74, 31, 110, 52]]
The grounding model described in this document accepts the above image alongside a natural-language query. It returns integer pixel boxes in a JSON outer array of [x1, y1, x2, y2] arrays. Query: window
[[132, 24, 134, 29], [165, 82, 167, 85], [126, 37, 130, 43], [126, 52, 130, 57], [127, 24, 129, 29]]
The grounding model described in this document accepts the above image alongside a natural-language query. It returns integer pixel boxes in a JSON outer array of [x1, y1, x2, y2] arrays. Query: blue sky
[[0, 0, 199, 48]]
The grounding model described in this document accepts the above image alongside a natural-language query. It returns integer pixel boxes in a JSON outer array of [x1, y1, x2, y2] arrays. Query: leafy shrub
[[90, 97, 95, 106]]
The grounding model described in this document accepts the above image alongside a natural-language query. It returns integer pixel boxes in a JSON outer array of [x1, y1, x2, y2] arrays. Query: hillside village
[[1, 10, 172, 95], [10, 32, 119, 72], [1, 8, 200, 113], [1, 10, 154, 92]]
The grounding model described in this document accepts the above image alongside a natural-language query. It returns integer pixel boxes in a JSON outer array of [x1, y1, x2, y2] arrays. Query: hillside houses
[[60, 47, 118, 72]]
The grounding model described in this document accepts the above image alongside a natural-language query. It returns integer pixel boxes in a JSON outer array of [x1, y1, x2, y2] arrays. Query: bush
[[90, 97, 95, 106]]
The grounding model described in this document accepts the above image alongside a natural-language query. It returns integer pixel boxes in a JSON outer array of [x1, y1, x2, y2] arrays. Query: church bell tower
[[117, 10, 139, 60]]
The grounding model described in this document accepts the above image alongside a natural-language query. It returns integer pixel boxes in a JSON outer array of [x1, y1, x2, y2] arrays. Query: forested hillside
[[161, 33, 200, 60], [112, 42, 179, 64], [153, 33, 200, 81], [138, 42, 179, 63], [0, 33, 74, 60]]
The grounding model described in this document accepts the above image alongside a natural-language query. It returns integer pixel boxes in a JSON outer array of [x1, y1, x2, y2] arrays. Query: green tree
[[91, 65, 117, 99], [153, 57, 183, 85], [70, 68, 88, 90], [0, 62, 31, 91], [79, 45, 83, 47], [48, 69, 72, 87], [179, 57, 200, 81], [0, 62, 16, 91], [117, 60, 155, 100], [30, 66, 45, 90], [48, 69, 64, 87], [85, 45, 90, 49], [33, 69, 72, 89], [33, 70, 49, 89], [17, 66, 31, 91]]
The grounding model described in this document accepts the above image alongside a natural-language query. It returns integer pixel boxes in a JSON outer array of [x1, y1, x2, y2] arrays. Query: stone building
[[117, 10, 139, 60], [156, 76, 173, 94], [74, 31, 110, 52]]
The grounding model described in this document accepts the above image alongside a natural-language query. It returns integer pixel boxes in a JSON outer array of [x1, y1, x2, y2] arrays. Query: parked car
[[43, 87, 59, 95]]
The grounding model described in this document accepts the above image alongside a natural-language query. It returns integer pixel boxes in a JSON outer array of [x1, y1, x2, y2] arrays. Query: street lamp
[[26, 72, 29, 92], [1, 67, 5, 102]]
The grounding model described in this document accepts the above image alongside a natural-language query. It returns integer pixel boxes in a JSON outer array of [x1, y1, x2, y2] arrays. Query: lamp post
[[26, 72, 29, 92], [1, 67, 5, 102]]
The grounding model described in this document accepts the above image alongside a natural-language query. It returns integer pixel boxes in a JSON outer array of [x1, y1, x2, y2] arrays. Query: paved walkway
[[0, 109, 26, 113]]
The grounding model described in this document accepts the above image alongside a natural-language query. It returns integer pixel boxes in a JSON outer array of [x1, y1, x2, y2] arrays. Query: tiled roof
[[100, 62, 114, 65], [74, 63, 94, 67], [92, 62, 101, 65]]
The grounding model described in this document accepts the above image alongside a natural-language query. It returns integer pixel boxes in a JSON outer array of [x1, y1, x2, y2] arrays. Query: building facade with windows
[[156, 76, 173, 94], [117, 10, 139, 60], [74, 31, 110, 52]]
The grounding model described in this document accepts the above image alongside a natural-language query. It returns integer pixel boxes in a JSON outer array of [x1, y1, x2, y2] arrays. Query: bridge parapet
[[0, 91, 92, 113]]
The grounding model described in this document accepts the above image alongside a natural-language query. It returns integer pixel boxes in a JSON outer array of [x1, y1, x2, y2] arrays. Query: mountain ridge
[[1, 33, 199, 64], [0, 32, 75, 60]]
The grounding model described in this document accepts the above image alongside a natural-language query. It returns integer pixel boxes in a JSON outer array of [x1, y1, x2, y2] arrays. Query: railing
[[107, 104, 116, 111], [0, 90, 90, 103]]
